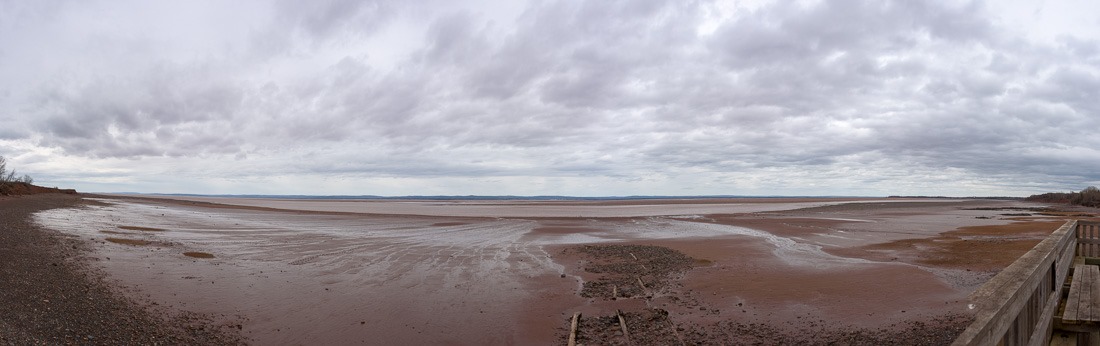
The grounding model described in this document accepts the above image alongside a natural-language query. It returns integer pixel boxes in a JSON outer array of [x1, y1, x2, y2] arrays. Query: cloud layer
[[2, 0, 1099, 196]]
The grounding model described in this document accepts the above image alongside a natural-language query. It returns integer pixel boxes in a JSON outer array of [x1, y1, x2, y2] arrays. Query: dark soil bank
[[0, 194, 244, 345]]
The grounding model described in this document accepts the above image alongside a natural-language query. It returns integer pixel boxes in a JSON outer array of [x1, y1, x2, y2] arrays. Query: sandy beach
[[9, 194, 1094, 344]]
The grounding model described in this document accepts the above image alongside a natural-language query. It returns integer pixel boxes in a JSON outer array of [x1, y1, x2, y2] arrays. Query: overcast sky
[[2, 0, 1099, 196]]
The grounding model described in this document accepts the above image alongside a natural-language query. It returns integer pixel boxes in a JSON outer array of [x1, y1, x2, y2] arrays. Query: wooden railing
[[952, 220, 1080, 346], [1077, 221, 1100, 258]]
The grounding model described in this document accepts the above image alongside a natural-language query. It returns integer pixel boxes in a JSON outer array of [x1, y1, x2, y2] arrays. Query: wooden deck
[[1062, 264, 1100, 326], [1053, 263, 1100, 346]]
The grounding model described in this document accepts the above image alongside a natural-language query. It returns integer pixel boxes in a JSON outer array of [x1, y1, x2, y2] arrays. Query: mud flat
[[31, 196, 1090, 344]]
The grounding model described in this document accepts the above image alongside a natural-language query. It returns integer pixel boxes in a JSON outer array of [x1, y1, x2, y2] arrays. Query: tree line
[[0, 155, 33, 184], [1025, 186, 1100, 208]]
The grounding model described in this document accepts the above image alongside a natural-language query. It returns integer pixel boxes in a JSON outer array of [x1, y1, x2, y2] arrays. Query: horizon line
[[97, 192, 1026, 200]]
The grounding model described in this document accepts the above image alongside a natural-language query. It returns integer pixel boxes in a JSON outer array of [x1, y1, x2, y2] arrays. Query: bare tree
[[1073, 186, 1100, 208], [0, 156, 31, 184]]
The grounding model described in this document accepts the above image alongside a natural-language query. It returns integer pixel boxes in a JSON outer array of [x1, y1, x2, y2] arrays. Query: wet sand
[[31, 196, 1092, 344], [0, 194, 243, 344]]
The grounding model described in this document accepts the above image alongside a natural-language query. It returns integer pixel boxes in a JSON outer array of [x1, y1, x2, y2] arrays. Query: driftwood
[[616, 309, 631, 343], [568, 312, 581, 346]]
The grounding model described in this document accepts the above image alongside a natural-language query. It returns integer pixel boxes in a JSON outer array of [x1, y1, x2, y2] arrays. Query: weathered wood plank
[[1077, 238, 1100, 245], [1029, 292, 1062, 346], [1066, 265, 1087, 323], [1063, 264, 1100, 325], [1088, 265, 1100, 323]]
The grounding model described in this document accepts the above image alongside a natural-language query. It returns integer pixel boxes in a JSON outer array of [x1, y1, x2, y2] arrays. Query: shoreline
[[0, 194, 244, 344], [107, 194, 943, 218]]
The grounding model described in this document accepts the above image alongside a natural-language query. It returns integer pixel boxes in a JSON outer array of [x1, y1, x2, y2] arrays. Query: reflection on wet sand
[[33, 197, 1066, 344]]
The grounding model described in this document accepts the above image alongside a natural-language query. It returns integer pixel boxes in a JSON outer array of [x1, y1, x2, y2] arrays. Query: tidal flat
[[30, 195, 1079, 344]]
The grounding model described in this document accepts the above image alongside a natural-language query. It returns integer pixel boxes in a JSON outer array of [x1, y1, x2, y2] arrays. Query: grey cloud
[[0, 125, 28, 140], [712, 1, 991, 66], [248, 0, 399, 60], [422, 12, 488, 65], [31, 65, 246, 158], [289, 0, 391, 38], [8, 0, 1100, 195]]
